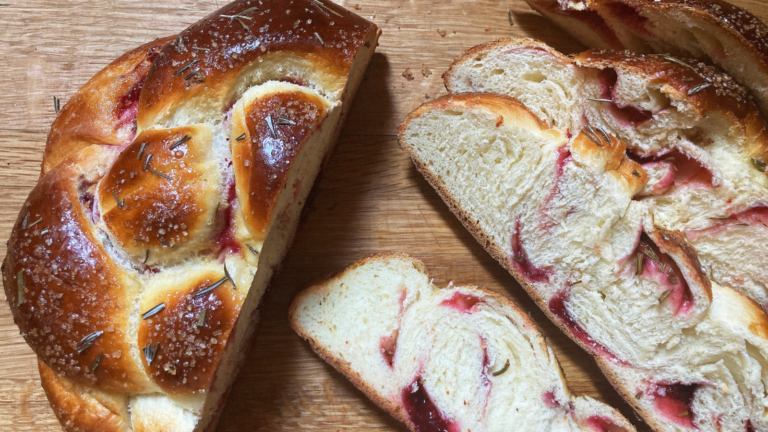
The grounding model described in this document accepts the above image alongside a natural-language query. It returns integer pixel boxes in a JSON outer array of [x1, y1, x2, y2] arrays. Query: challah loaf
[[399, 92, 768, 431], [523, 0, 768, 118], [290, 253, 636, 432], [2, 1, 379, 431], [444, 38, 768, 314]]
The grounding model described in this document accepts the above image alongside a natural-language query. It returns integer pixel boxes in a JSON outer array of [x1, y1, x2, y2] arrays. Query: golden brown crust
[[98, 125, 220, 261], [231, 87, 330, 238], [39, 360, 130, 432], [138, 269, 242, 394], [137, 0, 377, 130], [3, 145, 150, 392], [43, 37, 173, 175]]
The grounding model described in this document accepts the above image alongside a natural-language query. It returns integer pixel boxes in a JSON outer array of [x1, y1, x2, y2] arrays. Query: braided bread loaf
[[524, 0, 768, 118], [291, 254, 636, 432], [399, 82, 768, 430], [2, 1, 379, 430]]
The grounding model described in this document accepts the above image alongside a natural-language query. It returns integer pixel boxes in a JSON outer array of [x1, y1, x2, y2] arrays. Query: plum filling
[[215, 181, 241, 256], [380, 330, 398, 368], [115, 79, 144, 136], [585, 415, 628, 432], [606, 3, 650, 37], [542, 389, 559, 409], [635, 233, 693, 316], [402, 377, 459, 432], [440, 292, 482, 314], [649, 382, 699, 428], [598, 69, 654, 128], [628, 149, 714, 191], [538, 146, 573, 232], [687, 206, 768, 242], [746, 420, 756, 432], [480, 336, 491, 394], [511, 219, 553, 283], [380, 290, 406, 369], [549, 290, 626, 364]]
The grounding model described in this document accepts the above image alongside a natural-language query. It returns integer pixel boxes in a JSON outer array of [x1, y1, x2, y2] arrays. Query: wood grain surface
[[1, 0, 767, 430]]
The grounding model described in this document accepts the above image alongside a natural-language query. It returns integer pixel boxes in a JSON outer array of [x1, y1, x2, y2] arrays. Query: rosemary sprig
[[27, 217, 42, 229], [235, 133, 246, 141], [173, 59, 199, 77], [137, 142, 148, 160], [144, 153, 153, 170], [639, 243, 659, 262], [513, 254, 523, 262], [635, 253, 644, 276], [143, 343, 159, 365], [678, 411, 689, 417], [112, 191, 125, 209], [77, 331, 104, 355], [669, 274, 679, 284], [22, 212, 29, 230], [193, 276, 228, 298], [265, 116, 276, 138], [658, 262, 667, 274], [492, 359, 510, 376], [142, 302, 165, 320], [687, 83, 711, 96], [169, 135, 190, 150], [632, 170, 641, 177], [159, 238, 172, 247], [314, 32, 324, 45], [277, 116, 296, 126], [582, 127, 603, 147], [224, 263, 236, 289], [149, 169, 172, 180], [143, 249, 150, 265], [91, 353, 102, 372], [658, 289, 673, 303], [192, 46, 210, 52], [752, 158, 767, 172], [312, 0, 343, 17], [16, 270, 24, 306], [635, 391, 643, 400], [40, 228, 49, 236], [595, 126, 611, 144], [197, 309, 207, 327], [507, 10, 513, 26], [53, 96, 60, 113], [246, 243, 259, 256], [587, 98, 613, 103]]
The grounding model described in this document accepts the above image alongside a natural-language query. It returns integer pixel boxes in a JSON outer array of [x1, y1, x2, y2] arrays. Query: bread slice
[[443, 38, 768, 314], [523, 0, 768, 118], [399, 92, 768, 431], [290, 253, 636, 432], [2, 1, 379, 431]]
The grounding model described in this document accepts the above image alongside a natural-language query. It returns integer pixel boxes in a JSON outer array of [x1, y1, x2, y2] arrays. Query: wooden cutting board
[[1, 0, 767, 430]]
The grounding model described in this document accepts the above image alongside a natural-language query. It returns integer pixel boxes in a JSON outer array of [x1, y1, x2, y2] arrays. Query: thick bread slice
[[444, 38, 768, 313], [399, 93, 768, 431], [524, 0, 768, 118], [290, 253, 636, 432]]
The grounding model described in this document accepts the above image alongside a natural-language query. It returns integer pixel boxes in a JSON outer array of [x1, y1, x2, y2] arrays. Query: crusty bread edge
[[288, 253, 421, 430], [397, 93, 654, 430], [289, 252, 636, 431]]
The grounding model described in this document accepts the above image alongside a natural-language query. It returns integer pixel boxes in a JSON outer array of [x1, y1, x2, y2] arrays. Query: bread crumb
[[402, 68, 414, 81], [437, 29, 446, 37], [421, 64, 432, 77], [425, 93, 431, 99], [354, 3, 360, 9], [485, 28, 491, 32]]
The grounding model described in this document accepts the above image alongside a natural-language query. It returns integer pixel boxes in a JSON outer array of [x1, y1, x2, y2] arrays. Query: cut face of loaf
[[290, 254, 636, 432], [444, 38, 768, 313], [1, 1, 379, 431], [524, 0, 768, 118], [399, 93, 768, 431]]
